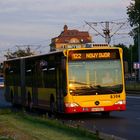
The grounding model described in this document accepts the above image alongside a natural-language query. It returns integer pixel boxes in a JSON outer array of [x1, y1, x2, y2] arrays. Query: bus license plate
[[91, 108, 104, 112]]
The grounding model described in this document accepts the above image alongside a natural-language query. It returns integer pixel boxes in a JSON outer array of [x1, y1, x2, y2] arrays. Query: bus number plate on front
[[110, 94, 120, 99], [91, 108, 104, 112]]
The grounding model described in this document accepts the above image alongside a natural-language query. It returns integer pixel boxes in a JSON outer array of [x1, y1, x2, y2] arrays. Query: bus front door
[[32, 87, 38, 106], [32, 74, 38, 107], [56, 67, 64, 113]]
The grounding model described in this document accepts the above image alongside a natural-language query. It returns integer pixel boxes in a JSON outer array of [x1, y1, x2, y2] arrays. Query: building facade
[[50, 25, 92, 51]]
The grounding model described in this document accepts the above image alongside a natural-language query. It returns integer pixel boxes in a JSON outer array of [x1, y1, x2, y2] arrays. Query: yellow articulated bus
[[4, 45, 126, 115]]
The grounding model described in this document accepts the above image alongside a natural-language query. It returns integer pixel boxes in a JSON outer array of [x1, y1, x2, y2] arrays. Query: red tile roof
[[52, 25, 92, 43]]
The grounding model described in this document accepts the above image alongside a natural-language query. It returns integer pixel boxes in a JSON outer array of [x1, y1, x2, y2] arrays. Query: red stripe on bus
[[64, 104, 126, 114]]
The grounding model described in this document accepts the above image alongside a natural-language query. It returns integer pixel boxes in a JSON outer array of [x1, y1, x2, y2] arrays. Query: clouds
[[0, 0, 131, 24], [0, 0, 132, 58], [0, 0, 130, 16]]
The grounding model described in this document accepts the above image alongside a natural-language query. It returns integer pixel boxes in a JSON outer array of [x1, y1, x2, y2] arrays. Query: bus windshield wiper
[[92, 84, 122, 94], [70, 88, 98, 95], [74, 85, 116, 95], [69, 82, 122, 95], [69, 81, 89, 86]]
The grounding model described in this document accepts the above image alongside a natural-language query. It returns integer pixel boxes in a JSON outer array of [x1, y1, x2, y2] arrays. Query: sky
[[0, 0, 133, 60]]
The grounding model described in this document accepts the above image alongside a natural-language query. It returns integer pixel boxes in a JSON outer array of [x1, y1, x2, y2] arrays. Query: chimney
[[64, 25, 68, 32]]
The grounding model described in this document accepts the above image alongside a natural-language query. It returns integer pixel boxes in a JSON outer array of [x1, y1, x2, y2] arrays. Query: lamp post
[[138, 27, 140, 81], [131, 45, 133, 75]]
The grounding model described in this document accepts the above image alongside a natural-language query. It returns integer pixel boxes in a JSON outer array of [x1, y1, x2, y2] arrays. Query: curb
[[99, 131, 126, 140], [126, 90, 140, 95]]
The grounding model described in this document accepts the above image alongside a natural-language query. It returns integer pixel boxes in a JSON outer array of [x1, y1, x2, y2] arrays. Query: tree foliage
[[115, 44, 138, 73], [4, 47, 35, 59], [114, 44, 130, 61], [127, 0, 140, 27], [127, 0, 140, 73], [127, 0, 140, 45]]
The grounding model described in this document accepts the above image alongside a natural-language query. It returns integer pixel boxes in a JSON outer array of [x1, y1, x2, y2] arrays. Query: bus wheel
[[28, 93, 32, 110], [101, 111, 110, 118]]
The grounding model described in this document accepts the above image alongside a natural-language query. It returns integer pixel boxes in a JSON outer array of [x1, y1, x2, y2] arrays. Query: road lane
[[127, 96, 140, 99], [60, 95, 140, 140], [82, 96, 140, 140]]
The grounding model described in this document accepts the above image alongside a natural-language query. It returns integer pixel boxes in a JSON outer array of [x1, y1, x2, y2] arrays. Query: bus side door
[[56, 58, 66, 113]]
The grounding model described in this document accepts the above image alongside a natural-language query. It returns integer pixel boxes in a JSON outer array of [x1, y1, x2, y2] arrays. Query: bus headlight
[[65, 102, 79, 107], [115, 100, 126, 105]]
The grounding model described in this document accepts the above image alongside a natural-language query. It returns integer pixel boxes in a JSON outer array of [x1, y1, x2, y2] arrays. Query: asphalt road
[[81, 96, 140, 140], [0, 89, 140, 140], [59, 94, 140, 140]]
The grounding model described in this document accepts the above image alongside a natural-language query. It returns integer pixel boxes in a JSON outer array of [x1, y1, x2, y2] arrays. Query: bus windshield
[[68, 60, 123, 95]]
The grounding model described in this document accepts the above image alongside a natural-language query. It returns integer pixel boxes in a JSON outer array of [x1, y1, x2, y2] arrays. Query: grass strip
[[0, 109, 100, 140]]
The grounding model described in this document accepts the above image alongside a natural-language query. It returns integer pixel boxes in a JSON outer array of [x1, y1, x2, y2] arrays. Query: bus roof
[[4, 46, 121, 62], [4, 50, 64, 62]]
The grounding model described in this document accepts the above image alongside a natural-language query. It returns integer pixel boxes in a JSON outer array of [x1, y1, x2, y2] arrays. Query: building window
[[70, 38, 79, 43]]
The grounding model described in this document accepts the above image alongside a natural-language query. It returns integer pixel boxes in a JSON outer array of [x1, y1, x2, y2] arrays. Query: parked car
[[0, 77, 4, 88]]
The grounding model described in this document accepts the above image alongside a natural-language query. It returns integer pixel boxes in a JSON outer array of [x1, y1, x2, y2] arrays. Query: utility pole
[[138, 27, 140, 81], [85, 20, 127, 44], [103, 21, 111, 44], [131, 45, 133, 75]]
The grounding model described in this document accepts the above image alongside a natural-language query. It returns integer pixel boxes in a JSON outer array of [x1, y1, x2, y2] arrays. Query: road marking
[[127, 96, 140, 99]]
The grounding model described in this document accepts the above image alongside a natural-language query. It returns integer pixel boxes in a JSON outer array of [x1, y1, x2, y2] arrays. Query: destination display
[[68, 49, 120, 61]]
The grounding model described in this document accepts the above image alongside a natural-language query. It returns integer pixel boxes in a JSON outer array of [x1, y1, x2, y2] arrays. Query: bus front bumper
[[64, 104, 126, 114]]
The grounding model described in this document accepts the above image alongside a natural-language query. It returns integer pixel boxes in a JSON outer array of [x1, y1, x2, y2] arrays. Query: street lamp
[[130, 45, 133, 75], [138, 27, 140, 81]]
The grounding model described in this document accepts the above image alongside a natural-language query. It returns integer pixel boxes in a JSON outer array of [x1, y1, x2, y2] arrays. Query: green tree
[[114, 44, 130, 60], [127, 0, 140, 75], [4, 47, 35, 59], [114, 44, 131, 72], [127, 0, 140, 47], [114, 43, 138, 73], [127, 0, 140, 27]]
